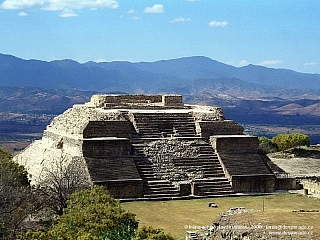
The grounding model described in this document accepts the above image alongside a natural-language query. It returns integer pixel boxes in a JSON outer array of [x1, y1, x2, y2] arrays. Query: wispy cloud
[[144, 4, 164, 14], [259, 60, 283, 66], [60, 8, 77, 17], [132, 15, 140, 20], [1, 0, 119, 17], [208, 20, 228, 28], [127, 9, 136, 14], [95, 58, 107, 63], [304, 62, 318, 66], [18, 11, 28, 16], [169, 17, 191, 23], [239, 60, 249, 66], [186, 0, 200, 2]]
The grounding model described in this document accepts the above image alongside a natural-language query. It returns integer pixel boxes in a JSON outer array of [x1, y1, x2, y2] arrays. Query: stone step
[[144, 193, 180, 198], [203, 173, 225, 177], [197, 184, 233, 189], [199, 191, 234, 196]]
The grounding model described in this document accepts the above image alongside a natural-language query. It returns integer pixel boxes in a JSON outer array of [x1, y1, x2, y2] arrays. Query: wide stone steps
[[85, 157, 140, 182], [193, 178, 233, 196], [131, 140, 233, 198], [219, 153, 272, 176], [144, 180, 180, 198], [131, 112, 196, 138]]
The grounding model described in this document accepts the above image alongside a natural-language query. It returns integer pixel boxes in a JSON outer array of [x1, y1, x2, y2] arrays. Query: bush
[[20, 186, 175, 240], [271, 133, 310, 151], [20, 186, 137, 239], [258, 136, 277, 153], [134, 226, 175, 240], [0, 148, 38, 239]]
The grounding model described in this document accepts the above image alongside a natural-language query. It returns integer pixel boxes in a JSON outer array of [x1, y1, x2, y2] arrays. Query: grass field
[[122, 194, 320, 239]]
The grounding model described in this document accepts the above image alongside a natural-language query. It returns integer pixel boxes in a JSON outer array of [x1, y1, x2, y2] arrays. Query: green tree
[[21, 186, 138, 240], [258, 136, 277, 153], [134, 226, 175, 240], [20, 186, 175, 240], [36, 154, 90, 215], [271, 133, 310, 151], [0, 148, 40, 239]]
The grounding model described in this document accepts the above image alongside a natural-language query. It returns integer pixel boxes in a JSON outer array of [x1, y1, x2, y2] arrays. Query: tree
[[20, 186, 175, 240], [258, 136, 277, 153], [134, 226, 175, 240], [21, 186, 138, 240], [0, 148, 41, 239], [271, 133, 310, 151], [37, 154, 90, 215]]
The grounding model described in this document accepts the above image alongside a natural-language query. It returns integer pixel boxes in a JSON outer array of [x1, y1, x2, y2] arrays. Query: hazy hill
[[1, 53, 320, 127], [1, 54, 320, 92]]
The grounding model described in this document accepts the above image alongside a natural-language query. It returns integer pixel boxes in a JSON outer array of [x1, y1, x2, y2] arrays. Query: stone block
[[231, 174, 275, 193], [179, 183, 191, 196], [99, 179, 144, 199], [198, 120, 244, 138], [210, 135, 259, 153], [83, 139, 131, 157], [162, 95, 183, 106]]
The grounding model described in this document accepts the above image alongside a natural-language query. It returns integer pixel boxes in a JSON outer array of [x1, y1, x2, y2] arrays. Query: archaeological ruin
[[15, 94, 294, 200]]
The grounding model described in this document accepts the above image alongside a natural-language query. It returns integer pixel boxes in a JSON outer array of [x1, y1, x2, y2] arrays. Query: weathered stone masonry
[[15, 94, 283, 200]]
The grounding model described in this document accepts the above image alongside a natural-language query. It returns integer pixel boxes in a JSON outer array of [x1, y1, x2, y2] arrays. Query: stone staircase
[[132, 142, 180, 199], [173, 143, 225, 178], [144, 180, 180, 199], [131, 140, 235, 198], [193, 178, 233, 196], [85, 157, 141, 182], [218, 153, 272, 176], [131, 112, 196, 138]]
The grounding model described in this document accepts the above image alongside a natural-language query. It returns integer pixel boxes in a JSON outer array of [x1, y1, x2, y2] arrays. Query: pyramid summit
[[15, 94, 291, 200]]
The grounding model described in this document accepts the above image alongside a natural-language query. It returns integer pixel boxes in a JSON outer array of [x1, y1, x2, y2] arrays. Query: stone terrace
[[15, 94, 284, 200]]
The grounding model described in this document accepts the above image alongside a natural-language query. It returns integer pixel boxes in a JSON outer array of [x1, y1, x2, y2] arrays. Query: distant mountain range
[[1, 53, 320, 93], [0, 53, 320, 126]]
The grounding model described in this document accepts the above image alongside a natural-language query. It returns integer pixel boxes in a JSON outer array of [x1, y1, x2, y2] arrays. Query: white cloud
[[239, 60, 249, 66], [304, 62, 318, 66], [187, 0, 200, 2], [1, 0, 119, 16], [132, 15, 140, 20], [144, 4, 164, 14], [60, 8, 77, 17], [18, 11, 28, 16], [208, 20, 228, 28], [259, 60, 283, 66], [169, 17, 191, 23], [95, 59, 107, 63], [127, 9, 136, 14]]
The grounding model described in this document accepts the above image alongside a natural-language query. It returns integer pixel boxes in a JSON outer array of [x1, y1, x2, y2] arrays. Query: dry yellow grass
[[122, 194, 320, 240]]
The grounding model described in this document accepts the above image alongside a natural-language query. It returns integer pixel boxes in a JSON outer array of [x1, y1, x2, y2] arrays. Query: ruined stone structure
[[15, 94, 279, 200]]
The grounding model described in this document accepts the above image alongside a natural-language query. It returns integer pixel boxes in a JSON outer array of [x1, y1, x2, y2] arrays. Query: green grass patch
[[122, 194, 320, 240]]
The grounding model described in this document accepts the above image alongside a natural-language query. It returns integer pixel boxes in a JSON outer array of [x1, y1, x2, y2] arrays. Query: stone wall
[[301, 178, 320, 194], [48, 105, 125, 136], [275, 178, 297, 190], [83, 139, 131, 158], [83, 121, 132, 138], [192, 106, 225, 122], [137, 139, 201, 182], [90, 94, 164, 108], [99, 180, 143, 199], [198, 120, 244, 138], [231, 174, 276, 193], [162, 95, 183, 106], [210, 135, 259, 153]]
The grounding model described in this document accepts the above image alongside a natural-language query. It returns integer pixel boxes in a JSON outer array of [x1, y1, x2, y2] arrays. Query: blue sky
[[0, 0, 320, 73]]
